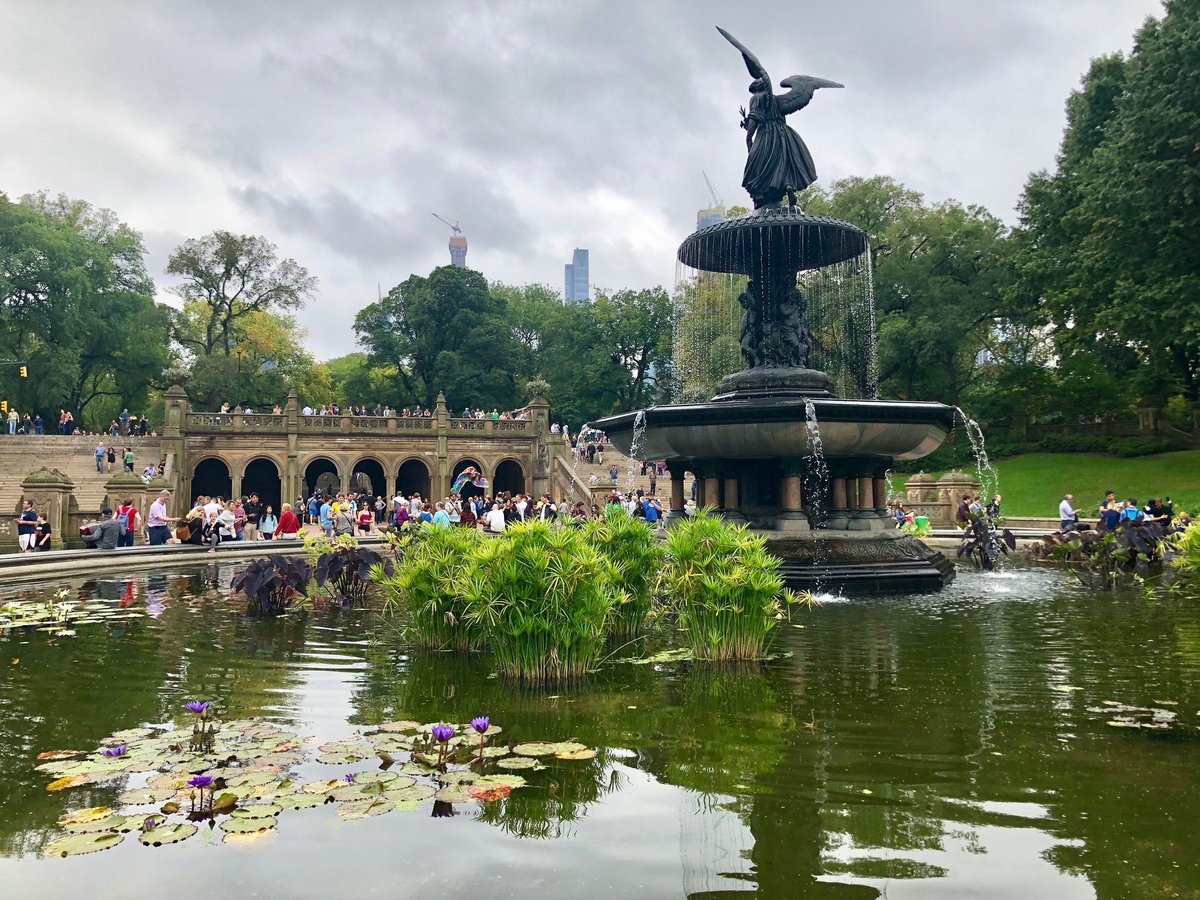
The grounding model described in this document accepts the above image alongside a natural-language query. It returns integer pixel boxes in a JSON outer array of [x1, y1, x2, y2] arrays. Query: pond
[[1, 564, 1198, 898]]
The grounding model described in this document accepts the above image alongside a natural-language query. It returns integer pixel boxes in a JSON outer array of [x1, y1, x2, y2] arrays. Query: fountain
[[595, 27, 956, 591]]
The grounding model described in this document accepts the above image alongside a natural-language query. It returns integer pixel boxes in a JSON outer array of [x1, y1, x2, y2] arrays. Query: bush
[[659, 509, 790, 660], [374, 526, 484, 649], [460, 521, 619, 682], [581, 511, 665, 638]]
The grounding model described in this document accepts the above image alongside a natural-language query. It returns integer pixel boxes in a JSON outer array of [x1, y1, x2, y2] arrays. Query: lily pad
[[212, 792, 239, 812], [384, 784, 436, 804], [43, 831, 124, 857], [139, 823, 197, 846], [437, 770, 479, 785], [231, 803, 281, 819], [63, 814, 138, 834], [469, 784, 512, 802], [300, 778, 343, 796], [46, 775, 84, 792], [336, 796, 392, 819], [497, 756, 541, 770], [475, 774, 527, 789], [480, 745, 510, 758], [399, 762, 437, 777], [110, 727, 155, 742], [434, 785, 477, 804], [317, 750, 369, 765], [57, 806, 112, 826], [377, 720, 421, 733], [511, 742, 561, 757], [556, 748, 597, 760], [118, 787, 179, 805], [277, 793, 326, 810], [223, 830, 278, 846], [220, 817, 277, 835]]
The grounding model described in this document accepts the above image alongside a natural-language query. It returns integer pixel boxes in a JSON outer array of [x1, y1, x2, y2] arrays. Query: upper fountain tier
[[678, 207, 867, 275]]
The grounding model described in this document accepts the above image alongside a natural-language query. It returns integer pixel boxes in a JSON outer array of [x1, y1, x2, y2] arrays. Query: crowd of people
[[1058, 492, 1188, 532], [223, 400, 534, 422]]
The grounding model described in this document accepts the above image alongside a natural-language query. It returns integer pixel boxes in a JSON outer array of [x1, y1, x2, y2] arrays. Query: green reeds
[[459, 520, 619, 682], [373, 526, 485, 649], [581, 510, 665, 638], [659, 509, 790, 660]]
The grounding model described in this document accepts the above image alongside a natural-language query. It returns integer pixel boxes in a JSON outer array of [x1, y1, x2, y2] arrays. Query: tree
[[592, 287, 674, 410], [0, 192, 171, 427], [355, 266, 518, 410], [167, 231, 315, 406], [493, 281, 628, 425], [673, 274, 743, 401], [801, 177, 1008, 407]]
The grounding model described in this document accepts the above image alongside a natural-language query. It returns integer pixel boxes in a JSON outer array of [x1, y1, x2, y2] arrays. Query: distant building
[[448, 232, 468, 268], [563, 248, 589, 302], [697, 205, 727, 231]]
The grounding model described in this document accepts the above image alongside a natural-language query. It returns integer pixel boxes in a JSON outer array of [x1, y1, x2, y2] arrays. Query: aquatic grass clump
[[374, 527, 485, 649], [581, 511, 665, 638], [659, 509, 791, 661], [460, 521, 620, 682]]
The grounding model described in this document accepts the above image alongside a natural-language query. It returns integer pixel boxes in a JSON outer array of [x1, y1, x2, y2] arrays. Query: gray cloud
[[0, 0, 1164, 357]]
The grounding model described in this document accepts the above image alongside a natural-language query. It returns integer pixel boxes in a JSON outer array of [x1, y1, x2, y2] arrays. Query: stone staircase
[[565, 441, 693, 502], [0, 435, 162, 513]]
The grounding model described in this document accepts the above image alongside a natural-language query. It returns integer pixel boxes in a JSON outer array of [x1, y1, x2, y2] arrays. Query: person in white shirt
[[485, 503, 507, 533], [1059, 494, 1076, 531], [302, 405, 314, 416], [409, 494, 423, 516], [514, 495, 528, 520]]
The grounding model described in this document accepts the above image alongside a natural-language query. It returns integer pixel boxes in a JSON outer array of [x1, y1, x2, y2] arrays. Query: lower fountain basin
[[594, 397, 955, 462]]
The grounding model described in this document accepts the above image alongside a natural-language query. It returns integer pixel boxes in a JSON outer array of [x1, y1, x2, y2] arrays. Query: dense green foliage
[[580, 512, 665, 637], [374, 527, 485, 649], [659, 510, 791, 660], [458, 522, 620, 682], [0, 192, 171, 428]]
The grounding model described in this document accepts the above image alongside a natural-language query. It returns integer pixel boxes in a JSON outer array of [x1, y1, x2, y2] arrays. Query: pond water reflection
[[0, 564, 1197, 898]]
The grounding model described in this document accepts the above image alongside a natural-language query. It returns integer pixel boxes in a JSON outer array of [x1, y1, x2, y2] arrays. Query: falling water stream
[[955, 407, 999, 500], [625, 410, 647, 495]]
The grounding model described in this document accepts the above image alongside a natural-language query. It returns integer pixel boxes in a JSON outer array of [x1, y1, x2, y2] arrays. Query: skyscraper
[[697, 205, 727, 231], [563, 248, 590, 302]]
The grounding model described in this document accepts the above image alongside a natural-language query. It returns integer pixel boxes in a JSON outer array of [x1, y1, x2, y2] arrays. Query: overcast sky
[[0, 0, 1164, 359]]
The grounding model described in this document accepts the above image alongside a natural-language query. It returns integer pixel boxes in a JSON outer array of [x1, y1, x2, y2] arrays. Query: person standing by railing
[[146, 490, 178, 546]]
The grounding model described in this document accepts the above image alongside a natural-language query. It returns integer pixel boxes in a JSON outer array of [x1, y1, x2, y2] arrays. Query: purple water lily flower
[[187, 775, 214, 790], [431, 724, 455, 743], [102, 744, 127, 758], [186, 700, 211, 716], [470, 716, 490, 735], [344, 773, 355, 784]]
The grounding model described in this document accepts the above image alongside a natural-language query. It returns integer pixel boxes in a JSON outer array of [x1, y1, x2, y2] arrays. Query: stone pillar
[[20, 468, 75, 550], [827, 476, 850, 530], [776, 458, 809, 533], [721, 472, 745, 522], [703, 474, 721, 511], [435, 392, 449, 499], [105, 472, 151, 544], [848, 475, 882, 532], [527, 391, 551, 498], [161, 384, 189, 501], [666, 462, 687, 524]]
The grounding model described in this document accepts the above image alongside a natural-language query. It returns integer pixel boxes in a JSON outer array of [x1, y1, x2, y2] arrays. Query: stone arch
[[242, 456, 282, 514], [450, 457, 487, 500], [351, 456, 387, 500], [493, 458, 526, 496], [396, 457, 432, 499], [303, 456, 340, 498], [191, 457, 232, 504]]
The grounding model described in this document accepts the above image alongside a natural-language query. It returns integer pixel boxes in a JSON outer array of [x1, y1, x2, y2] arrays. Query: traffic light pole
[[0, 360, 29, 414]]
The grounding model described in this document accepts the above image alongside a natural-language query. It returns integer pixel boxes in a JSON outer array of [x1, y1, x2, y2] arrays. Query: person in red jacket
[[276, 503, 301, 539]]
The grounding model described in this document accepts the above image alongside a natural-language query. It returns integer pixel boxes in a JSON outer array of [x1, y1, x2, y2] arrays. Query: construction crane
[[431, 213, 462, 235], [432, 213, 468, 267], [702, 170, 722, 209]]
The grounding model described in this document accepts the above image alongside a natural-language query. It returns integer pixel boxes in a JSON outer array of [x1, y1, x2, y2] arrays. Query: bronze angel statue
[[717, 27, 843, 209]]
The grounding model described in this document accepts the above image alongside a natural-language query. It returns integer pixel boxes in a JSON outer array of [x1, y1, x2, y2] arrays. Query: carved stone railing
[[187, 413, 233, 430], [301, 416, 340, 430], [184, 411, 531, 439], [350, 416, 390, 430], [495, 421, 530, 432], [394, 417, 434, 431], [242, 414, 287, 430], [450, 418, 488, 431]]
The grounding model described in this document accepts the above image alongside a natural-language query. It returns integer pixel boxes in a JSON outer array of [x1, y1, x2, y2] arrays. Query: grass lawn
[[896, 451, 1200, 518]]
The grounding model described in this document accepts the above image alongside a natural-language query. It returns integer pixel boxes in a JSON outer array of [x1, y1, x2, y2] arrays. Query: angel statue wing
[[716, 27, 767, 81], [777, 74, 844, 114]]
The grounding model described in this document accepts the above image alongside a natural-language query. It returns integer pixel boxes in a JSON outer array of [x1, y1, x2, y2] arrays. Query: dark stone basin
[[594, 397, 955, 463], [677, 208, 867, 274]]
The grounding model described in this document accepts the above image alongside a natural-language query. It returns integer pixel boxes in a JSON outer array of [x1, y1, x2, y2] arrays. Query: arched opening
[[304, 457, 340, 498], [243, 457, 282, 514], [351, 457, 386, 501], [450, 458, 486, 500], [191, 458, 232, 504], [396, 458, 432, 500], [494, 459, 526, 496]]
